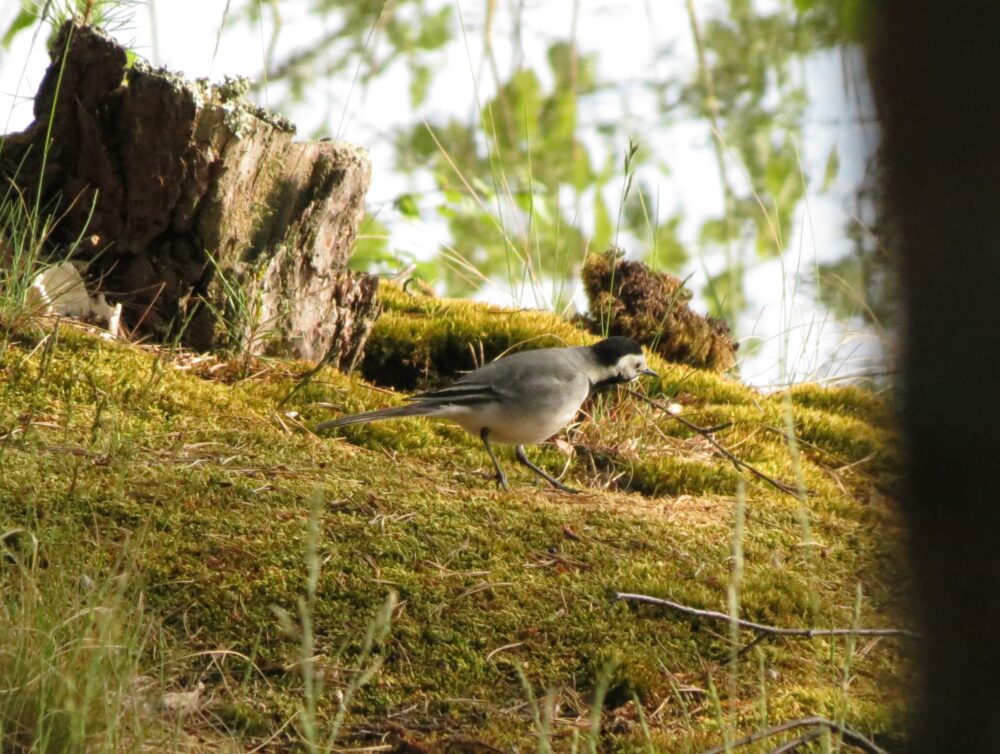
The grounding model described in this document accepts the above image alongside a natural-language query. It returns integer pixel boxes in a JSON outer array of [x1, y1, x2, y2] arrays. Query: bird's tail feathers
[[316, 403, 432, 432]]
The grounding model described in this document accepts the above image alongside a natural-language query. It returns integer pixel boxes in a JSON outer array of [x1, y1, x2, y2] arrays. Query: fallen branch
[[765, 729, 823, 754], [698, 716, 889, 754], [614, 593, 918, 639], [625, 388, 800, 497]]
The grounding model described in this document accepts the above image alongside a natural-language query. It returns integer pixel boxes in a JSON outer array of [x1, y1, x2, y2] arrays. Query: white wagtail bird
[[316, 336, 657, 493]]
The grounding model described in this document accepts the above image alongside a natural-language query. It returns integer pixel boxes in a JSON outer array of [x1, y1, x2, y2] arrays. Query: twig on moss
[[764, 728, 823, 754], [615, 592, 918, 639], [727, 630, 770, 665], [697, 716, 889, 754], [625, 388, 800, 497]]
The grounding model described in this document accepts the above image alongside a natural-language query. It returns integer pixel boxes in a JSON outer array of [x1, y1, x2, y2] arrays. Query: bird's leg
[[515, 445, 579, 494], [480, 428, 509, 491]]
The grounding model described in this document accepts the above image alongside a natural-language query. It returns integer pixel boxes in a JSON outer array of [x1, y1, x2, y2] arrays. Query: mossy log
[[0, 21, 377, 367]]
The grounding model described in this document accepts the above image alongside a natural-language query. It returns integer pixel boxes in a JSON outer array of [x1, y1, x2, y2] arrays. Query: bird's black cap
[[589, 336, 644, 366]]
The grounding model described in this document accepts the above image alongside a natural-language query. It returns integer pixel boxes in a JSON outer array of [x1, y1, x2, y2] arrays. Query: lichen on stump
[[582, 248, 737, 372], [0, 21, 377, 366]]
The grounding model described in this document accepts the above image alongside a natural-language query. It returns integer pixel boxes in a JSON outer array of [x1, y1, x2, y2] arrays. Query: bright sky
[[0, 0, 884, 387]]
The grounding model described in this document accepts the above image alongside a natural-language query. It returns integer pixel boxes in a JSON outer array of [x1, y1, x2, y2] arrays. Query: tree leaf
[[394, 193, 420, 218], [410, 63, 431, 108], [592, 191, 613, 250], [822, 145, 840, 192], [2, 4, 36, 49]]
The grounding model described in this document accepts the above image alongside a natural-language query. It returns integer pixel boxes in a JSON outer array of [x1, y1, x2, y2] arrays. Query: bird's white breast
[[439, 375, 590, 445]]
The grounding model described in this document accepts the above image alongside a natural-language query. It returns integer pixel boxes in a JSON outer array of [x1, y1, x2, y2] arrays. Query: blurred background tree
[[1, 0, 889, 383]]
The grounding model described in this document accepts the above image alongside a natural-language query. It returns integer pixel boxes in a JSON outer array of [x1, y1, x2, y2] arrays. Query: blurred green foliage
[[2, 0, 883, 328], [236, 0, 874, 326], [1, 0, 139, 43]]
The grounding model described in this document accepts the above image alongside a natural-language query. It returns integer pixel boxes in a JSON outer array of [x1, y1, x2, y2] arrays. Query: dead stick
[[614, 593, 918, 639], [626, 388, 800, 497], [698, 716, 889, 754], [765, 729, 823, 754]]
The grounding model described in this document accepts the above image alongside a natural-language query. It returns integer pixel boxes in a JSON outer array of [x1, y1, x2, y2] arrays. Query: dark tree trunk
[[0, 21, 378, 366], [869, 2, 1000, 750]]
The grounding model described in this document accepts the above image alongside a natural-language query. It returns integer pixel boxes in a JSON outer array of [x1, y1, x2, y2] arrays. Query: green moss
[[619, 454, 742, 496], [786, 383, 894, 429], [0, 314, 909, 752], [361, 282, 592, 390]]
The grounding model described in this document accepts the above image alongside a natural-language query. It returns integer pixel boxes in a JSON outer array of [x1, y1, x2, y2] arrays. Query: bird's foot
[[514, 445, 580, 494]]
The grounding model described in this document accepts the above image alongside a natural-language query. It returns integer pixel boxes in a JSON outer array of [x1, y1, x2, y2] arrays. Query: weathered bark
[[0, 21, 378, 365]]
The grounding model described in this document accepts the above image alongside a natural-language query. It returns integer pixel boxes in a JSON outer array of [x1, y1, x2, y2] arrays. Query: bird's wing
[[497, 358, 588, 407], [405, 348, 586, 407], [405, 380, 502, 406]]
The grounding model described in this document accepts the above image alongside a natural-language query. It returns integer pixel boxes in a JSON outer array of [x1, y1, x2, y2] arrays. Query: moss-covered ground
[[0, 287, 910, 752]]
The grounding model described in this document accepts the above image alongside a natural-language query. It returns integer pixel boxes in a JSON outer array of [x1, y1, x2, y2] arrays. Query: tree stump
[[0, 21, 378, 369]]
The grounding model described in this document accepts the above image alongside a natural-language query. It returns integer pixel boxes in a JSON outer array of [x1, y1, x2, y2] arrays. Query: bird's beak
[[642, 367, 658, 378]]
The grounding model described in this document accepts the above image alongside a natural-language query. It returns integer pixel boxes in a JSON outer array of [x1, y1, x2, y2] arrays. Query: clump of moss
[[581, 248, 737, 372]]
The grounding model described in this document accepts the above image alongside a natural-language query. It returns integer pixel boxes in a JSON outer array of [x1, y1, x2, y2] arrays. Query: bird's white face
[[614, 353, 657, 382]]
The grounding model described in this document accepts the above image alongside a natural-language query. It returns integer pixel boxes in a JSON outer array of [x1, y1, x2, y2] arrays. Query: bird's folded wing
[[405, 382, 502, 406]]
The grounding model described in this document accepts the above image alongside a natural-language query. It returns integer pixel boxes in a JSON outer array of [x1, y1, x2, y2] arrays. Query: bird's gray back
[[437, 347, 592, 443]]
